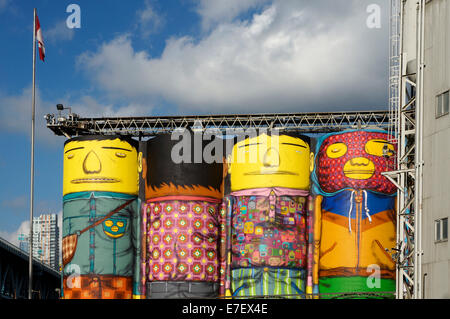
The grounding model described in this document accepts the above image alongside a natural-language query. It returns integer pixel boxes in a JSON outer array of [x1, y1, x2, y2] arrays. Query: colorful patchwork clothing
[[229, 188, 309, 269], [223, 188, 312, 298], [143, 198, 223, 284]]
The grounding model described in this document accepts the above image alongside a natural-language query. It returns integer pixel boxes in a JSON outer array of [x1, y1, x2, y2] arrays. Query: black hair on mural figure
[[226, 130, 311, 153], [64, 135, 139, 150], [145, 132, 224, 197]]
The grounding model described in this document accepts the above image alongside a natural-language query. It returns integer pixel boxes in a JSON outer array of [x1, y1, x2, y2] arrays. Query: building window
[[436, 90, 449, 118], [435, 218, 448, 242]]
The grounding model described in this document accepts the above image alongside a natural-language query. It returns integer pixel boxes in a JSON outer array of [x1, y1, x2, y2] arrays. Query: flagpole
[[28, 7, 36, 300]]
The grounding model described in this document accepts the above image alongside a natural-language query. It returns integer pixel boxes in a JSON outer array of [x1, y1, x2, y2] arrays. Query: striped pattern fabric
[[231, 268, 306, 299]]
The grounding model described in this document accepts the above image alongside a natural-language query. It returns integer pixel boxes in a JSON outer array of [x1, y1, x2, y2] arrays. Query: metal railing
[[45, 110, 392, 138]]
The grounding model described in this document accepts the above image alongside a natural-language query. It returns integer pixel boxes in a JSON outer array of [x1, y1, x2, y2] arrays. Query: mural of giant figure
[[222, 132, 315, 298], [62, 136, 140, 299], [140, 131, 226, 299], [311, 130, 397, 299]]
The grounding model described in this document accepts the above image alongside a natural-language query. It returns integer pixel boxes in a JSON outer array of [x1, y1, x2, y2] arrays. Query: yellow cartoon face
[[228, 134, 314, 191], [63, 138, 138, 196]]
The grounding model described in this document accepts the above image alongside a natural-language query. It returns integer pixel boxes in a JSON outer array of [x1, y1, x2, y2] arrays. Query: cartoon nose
[[83, 150, 102, 174], [263, 147, 280, 167], [349, 157, 370, 166]]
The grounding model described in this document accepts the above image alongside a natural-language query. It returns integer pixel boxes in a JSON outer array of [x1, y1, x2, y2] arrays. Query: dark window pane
[[443, 218, 448, 240], [444, 91, 449, 114], [437, 94, 443, 117], [436, 220, 441, 241]]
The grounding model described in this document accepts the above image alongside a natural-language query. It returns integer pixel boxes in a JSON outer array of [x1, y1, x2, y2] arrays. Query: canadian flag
[[35, 13, 45, 61]]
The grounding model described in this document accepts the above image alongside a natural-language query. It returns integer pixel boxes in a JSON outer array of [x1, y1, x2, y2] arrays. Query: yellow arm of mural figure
[[313, 195, 322, 298], [224, 250, 232, 299]]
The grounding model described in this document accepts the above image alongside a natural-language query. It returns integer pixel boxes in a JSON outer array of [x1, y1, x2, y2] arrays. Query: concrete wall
[[422, 0, 450, 299]]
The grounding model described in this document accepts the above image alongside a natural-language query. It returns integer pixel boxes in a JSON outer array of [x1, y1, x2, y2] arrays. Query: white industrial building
[[390, 0, 450, 298]]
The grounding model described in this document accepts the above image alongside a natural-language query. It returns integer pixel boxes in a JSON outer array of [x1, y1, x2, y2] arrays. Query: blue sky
[[0, 0, 389, 245]]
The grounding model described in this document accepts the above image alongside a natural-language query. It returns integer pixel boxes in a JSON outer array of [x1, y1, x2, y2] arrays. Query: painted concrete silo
[[140, 131, 225, 298], [311, 130, 397, 298], [61, 135, 139, 299], [222, 131, 314, 298]]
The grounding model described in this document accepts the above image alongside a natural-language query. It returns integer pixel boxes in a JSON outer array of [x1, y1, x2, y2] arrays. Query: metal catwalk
[[45, 110, 391, 138]]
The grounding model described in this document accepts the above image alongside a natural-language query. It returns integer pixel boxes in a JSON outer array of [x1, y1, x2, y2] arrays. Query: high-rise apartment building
[[18, 233, 29, 253], [32, 214, 60, 270]]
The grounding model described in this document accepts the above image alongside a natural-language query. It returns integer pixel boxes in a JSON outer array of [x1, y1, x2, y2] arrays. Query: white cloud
[[0, 210, 62, 258], [0, 86, 62, 145], [195, 0, 271, 31], [0, 219, 30, 247], [66, 95, 153, 118], [78, 0, 389, 114], [45, 19, 75, 43], [136, 0, 164, 38], [0, 87, 153, 144]]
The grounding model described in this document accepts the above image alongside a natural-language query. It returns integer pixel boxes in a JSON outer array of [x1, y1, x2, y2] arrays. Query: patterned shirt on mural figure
[[226, 189, 311, 298], [62, 191, 138, 299], [311, 130, 397, 299], [145, 199, 221, 282], [229, 190, 308, 269], [223, 132, 315, 298]]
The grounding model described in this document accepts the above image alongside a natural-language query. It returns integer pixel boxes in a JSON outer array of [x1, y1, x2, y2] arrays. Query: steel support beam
[[386, 0, 424, 299], [45, 110, 392, 138]]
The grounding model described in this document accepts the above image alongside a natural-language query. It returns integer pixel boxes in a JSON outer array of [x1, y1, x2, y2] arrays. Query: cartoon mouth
[[104, 231, 124, 238], [343, 157, 375, 180], [244, 171, 298, 175], [71, 177, 120, 184], [343, 169, 374, 179], [344, 170, 374, 174]]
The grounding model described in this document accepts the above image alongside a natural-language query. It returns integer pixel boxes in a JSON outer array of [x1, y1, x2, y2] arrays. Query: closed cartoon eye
[[115, 152, 127, 158], [105, 220, 113, 227], [365, 139, 395, 157], [65, 146, 85, 160], [326, 143, 347, 158]]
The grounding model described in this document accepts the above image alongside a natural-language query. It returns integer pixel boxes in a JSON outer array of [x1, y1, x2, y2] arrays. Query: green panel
[[319, 276, 395, 299]]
